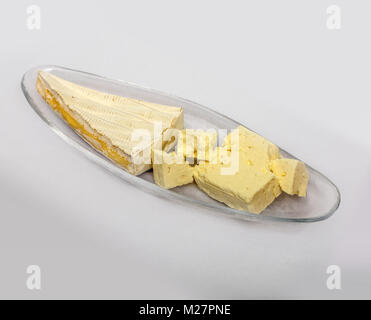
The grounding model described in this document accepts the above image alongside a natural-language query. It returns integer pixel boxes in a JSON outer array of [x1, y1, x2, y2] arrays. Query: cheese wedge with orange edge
[[36, 71, 184, 175]]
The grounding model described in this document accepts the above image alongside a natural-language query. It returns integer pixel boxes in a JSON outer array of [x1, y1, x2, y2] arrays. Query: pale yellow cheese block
[[176, 129, 217, 163], [222, 125, 281, 167], [153, 151, 194, 189], [270, 158, 309, 197], [194, 126, 282, 214], [37, 71, 183, 175]]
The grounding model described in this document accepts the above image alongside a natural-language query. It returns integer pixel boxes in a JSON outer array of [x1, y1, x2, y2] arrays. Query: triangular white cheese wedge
[[37, 71, 183, 175]]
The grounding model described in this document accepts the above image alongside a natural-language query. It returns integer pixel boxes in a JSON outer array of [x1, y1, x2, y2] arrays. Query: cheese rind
[[176, 129, 217, 162], [194, 126, 282, 214], [37, 71, 183, 175], [269, 158, 309, 197], [153, 151, 194, 189]]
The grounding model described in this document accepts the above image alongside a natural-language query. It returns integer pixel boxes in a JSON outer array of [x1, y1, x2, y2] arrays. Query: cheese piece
[[176, 129, 217, 163], [222, 125, 281, 166], [153, 151, 194, 189], [270, 158, 309, 197], [37, 71, 183, 175], [193, 126, 282, 214]]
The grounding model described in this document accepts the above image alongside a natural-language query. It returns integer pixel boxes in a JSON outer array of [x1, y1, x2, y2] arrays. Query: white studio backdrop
[[0, 0, 370, 299]]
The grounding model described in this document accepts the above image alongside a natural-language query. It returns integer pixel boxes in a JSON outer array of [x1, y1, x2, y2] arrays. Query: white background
[[0, 0, 370, 299]]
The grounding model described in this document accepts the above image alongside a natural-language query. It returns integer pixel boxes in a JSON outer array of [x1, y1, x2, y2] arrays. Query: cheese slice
[[37, 71, 184, 175], [153, 151, 194, 189], [270, 158, 309, 197], [176, 129, 217, 163], [194, 126, 282, 214]]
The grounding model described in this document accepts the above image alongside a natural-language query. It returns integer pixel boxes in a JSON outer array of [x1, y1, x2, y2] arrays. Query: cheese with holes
[[194, 126, 282, 214], [270, 158, 309, 197], [153, 151, 194, 189], [37, 71, 183, 175], [222, 125, 281, 167]]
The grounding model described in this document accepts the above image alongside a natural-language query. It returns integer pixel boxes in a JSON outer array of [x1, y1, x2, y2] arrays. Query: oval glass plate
[[21, 65, 340, 223]]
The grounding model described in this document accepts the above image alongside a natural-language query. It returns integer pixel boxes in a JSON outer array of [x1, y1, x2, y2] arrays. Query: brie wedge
[[37, 71, 184, 175]]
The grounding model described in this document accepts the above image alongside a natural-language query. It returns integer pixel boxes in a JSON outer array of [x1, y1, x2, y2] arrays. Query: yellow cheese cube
[[176, 129, 217, 162], [269, 158, 309, 197], [223, 125, 281, 167], [193, 126, 282, 214], [153, 151, 194, 189], [194, 158, 281, 214]]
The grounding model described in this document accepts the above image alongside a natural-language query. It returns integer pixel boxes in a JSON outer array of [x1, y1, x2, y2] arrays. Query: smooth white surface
[[0, 0, 370, 299]]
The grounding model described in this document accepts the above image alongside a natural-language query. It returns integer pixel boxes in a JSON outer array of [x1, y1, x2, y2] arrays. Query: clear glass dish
[[21, 65, 341, 223]]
